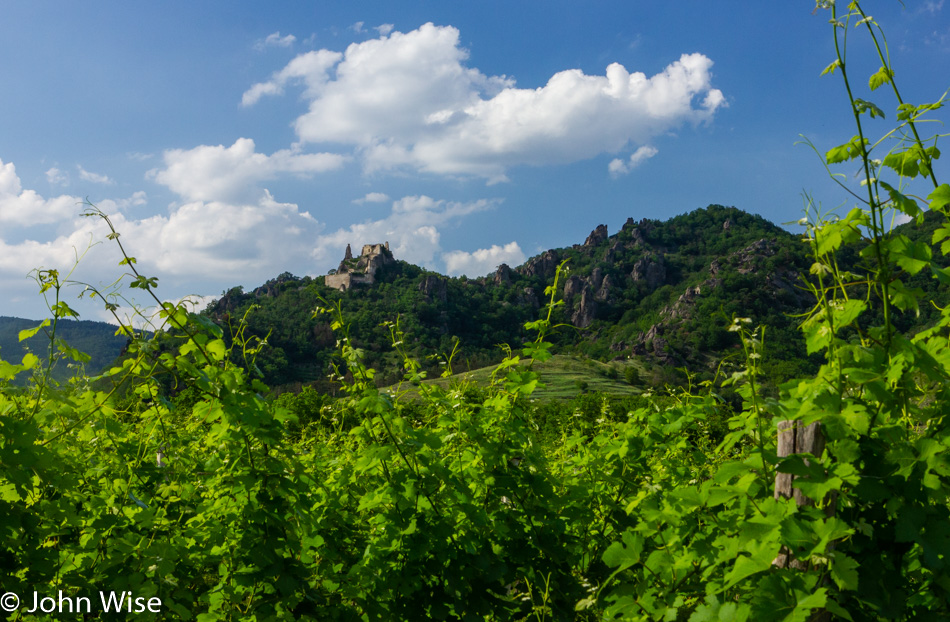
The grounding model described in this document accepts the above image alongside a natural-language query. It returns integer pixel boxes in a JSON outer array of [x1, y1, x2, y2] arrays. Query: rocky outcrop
[[590, 267, 605, 291], [253, 272, 299, 298], [631, 254, 667, 290], [666, 285, 702, 320], [572, 288, 597, 329], [595, 273, 616, 302], [636, 324, 677, 365], [520, 287, 541, 309], [630, 234, 806, 366], [518, 250, 560, 280], [419, 274, 448, 302], [603, 240, 625, 263], [493, 263, 512, 285], [734, 238, 775, 274], [584, 224, 608, 248], [623, 218, 654, 248], [563, 275, 585, 303]]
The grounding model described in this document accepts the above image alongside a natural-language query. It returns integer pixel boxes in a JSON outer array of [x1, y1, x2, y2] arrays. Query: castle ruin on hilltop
[[324, 242, 394, 291]]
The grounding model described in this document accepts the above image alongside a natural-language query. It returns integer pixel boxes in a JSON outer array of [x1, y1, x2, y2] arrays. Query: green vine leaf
[[826, 136, 869, 164], [821, 58, 843, 76], [887, 234, 932, 275], [18, 318, 50, 342], [928, 183, 950, 212], [853, 98, 885, 119], [868, 66, 893, 91], [883, 145, 941, 179]]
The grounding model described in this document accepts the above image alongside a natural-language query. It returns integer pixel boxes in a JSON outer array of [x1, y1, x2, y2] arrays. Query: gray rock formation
[[563, 274, 585, 303], [584, 224, 608, 248], [493, 263, 512, 285], [595, 273, 615, 302], [418, 274, 448, 302], [518, 250, 560, 279], [631, 254, 667, 290], [572, 287, 597, 328]]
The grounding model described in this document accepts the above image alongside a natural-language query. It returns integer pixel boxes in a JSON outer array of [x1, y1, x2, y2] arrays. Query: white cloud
[[95, 294, 218, 329], [375, 24, 394, 36], [148, 138, 346, 203], [353, 192, 390, 204], [443, 241, 525, 277], [0, 153, 327, 316], [46, 167, 68, 186], [0, 159, 82, 226], [77, 166, 115, 185], [242, 49, 343, 107], [141, 193, 320, 278], [99, 191, 148, 212], [609, 145, 658, 177], [315, 195, 498, 268], [244, 23, 725, 182], [350, 21, 365, 34], [254, 31, 297, 51], [891, 211, 914, 228], [1, 157, 504, 321], [2, 194, 324, 285]]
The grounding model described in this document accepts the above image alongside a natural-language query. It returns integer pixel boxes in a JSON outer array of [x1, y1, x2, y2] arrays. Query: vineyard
[[2, 2, 950, 620]]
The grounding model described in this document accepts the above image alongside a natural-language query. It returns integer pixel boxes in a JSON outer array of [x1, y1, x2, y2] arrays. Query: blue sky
[[1, 1, 948, 323]]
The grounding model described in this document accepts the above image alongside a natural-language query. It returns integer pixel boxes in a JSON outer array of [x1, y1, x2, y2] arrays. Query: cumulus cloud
[[375, 24, 394, 36], [2, 156, 505, 322], [315, 195, 498, 268], [443, 241, 525, 277], [243, 23, 725, 182], [254, 31, 297, 51], [0, 159, 82, 226], [148, 138, 346, 203], [145, 192, 322, 277], [608, 145, 659, 177], [353, 192, 390, 204], [1, 151, 327, 304], [241, 49, 343, 107], [78, 166, 115, 185], [3, 194, 324, 286]]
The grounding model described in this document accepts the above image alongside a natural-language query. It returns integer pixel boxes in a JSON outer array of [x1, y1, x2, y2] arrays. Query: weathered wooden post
[[772, 420, 833, 621], [773, 420, 832, 567]]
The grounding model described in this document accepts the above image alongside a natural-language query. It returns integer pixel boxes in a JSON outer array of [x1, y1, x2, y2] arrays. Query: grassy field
[[417, 354, 649, 400]]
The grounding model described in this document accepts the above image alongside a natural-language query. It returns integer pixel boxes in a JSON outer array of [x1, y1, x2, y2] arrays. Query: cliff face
[[325, 242, 395, 291]]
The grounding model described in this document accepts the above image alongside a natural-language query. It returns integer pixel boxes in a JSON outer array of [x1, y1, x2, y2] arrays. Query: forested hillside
[[205, 204, 948, 393], [0, 316, 128, 384]]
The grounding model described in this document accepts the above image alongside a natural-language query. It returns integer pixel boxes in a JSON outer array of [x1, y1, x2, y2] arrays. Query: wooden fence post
[[772, 420, 834, 621], [773, 420, 833, 567]]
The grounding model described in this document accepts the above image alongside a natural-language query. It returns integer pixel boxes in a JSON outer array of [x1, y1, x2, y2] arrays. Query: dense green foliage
[[1, 3, 949, 620], [0, 316, 129, 385]]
